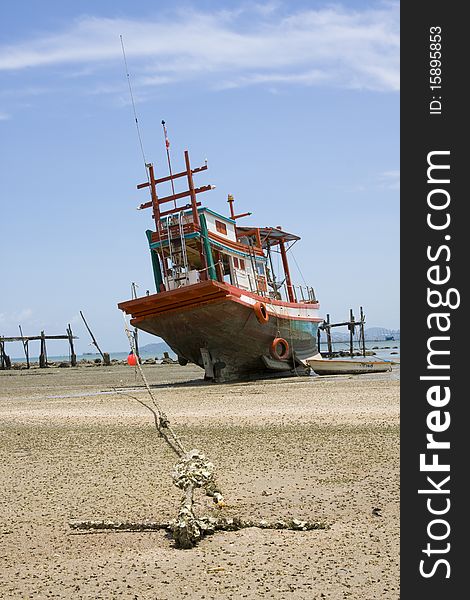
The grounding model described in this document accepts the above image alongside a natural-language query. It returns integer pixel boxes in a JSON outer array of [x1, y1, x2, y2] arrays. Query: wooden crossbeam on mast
[[135, 150, 214, 284], [159, 202, 201, 218], [136, 164, 208, 189], [138, 185, 213, 211], [136, 152, 212, 242]]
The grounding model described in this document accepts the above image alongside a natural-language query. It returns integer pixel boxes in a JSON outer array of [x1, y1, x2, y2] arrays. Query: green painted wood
[[199, 214, 217, 281], [146, 230, 163, 292]]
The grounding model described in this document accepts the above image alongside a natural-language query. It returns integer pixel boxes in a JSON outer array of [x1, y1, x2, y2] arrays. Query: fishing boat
[[306, 357, 392, 375], [118, 146, 322, 382]]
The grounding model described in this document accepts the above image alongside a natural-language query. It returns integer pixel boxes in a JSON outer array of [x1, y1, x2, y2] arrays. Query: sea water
[[318, 340, 400, 362], [9, 341, 399, 365]]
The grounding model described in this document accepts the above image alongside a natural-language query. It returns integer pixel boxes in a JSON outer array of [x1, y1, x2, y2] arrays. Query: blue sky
[[0, 0, 399, 356]]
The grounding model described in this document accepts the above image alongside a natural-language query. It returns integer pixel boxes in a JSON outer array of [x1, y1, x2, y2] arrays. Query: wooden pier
[[317, 307, 367, 358], [0, 325, 78, 369]]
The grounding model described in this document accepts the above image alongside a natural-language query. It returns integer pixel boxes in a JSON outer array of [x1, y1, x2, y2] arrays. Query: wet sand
[[0, 363, 399, 599]]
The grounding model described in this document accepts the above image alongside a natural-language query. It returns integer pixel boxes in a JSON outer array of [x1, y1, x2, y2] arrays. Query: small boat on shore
[[307, 357, 392, 375]]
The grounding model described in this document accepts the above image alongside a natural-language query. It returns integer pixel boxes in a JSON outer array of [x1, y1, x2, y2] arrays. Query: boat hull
[[119, 281, 321, 382], [306, 358, 392, 375]]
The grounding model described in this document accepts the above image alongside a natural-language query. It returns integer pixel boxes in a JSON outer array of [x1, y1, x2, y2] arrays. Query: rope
[[122, 315, 185, 457], [120, 314, 225, 548], [290, 250, 308, 287]]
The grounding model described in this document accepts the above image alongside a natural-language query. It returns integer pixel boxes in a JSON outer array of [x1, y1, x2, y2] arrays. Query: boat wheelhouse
[[118, 149, 322, 382]]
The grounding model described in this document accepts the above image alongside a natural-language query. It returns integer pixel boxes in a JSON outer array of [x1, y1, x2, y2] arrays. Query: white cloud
[[215, 69, 331, 90], [0, 111, 11, 120], [0, 3, 399, 93]]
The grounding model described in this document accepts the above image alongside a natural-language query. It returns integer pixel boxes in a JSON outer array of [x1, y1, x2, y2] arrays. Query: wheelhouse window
[[215, 220, 227, 235], [232, 256, 245, 270]]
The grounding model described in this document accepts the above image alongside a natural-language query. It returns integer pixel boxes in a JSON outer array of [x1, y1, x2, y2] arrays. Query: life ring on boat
[[270, 337, 290, 360], [253, 302, 269, 324]]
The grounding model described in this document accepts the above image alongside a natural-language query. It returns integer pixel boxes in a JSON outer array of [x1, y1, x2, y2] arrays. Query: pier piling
[[348, 309, 355, 357], [67, 325, 77, 367], [39, 331, 47, 368]]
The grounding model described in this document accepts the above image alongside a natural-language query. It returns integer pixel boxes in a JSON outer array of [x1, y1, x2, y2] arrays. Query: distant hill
[[138, 342, 176, 357], [365, 327, 400, 341]]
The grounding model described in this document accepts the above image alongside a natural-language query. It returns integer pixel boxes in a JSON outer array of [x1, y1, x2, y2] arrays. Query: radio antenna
[[120, 35, 148, 176], [161, 120, 176, 207]]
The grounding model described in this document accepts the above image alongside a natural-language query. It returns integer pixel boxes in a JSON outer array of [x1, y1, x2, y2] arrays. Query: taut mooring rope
[[121, 315, 224, 548]]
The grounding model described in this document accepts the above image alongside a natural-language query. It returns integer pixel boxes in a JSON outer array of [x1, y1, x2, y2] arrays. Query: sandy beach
[[0, 362, 399, 599]]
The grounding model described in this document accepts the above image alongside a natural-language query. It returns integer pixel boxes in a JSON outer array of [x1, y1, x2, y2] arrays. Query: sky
[[0, 0, 399, 357]]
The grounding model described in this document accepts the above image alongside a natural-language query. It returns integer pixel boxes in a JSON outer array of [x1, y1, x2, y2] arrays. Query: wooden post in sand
[[19, 325, 30, 368], [0, 339, 11, 369], [67, 324, 77, 366], [80, 311, 109, 364], [348, 309, 355, 358], [360, 307, 366, 357], [39, 330, 47, 368], [326, 314, 333, 355]]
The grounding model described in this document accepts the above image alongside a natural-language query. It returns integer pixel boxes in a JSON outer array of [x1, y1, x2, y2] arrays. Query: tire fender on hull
[[253, 302, 269, 324], [270, 337, 290, 360]]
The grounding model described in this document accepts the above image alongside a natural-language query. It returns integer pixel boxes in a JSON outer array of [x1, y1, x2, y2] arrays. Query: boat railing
[[278, 283, 317, 304], [297, 285, 317, 303]]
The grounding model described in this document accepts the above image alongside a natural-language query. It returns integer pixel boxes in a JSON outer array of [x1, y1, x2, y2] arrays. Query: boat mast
[[279, 238, 295, 303], [227, 194, 251, 220], [136, 148, 215, 289], [184, 150, 201, 228], [161, 120, 176, 207]]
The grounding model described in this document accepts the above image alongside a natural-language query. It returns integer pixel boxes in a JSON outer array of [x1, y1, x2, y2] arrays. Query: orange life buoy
[[270, 337, 290, 360], [253, 301, 269, 324], [127, 352, 137, 366]]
